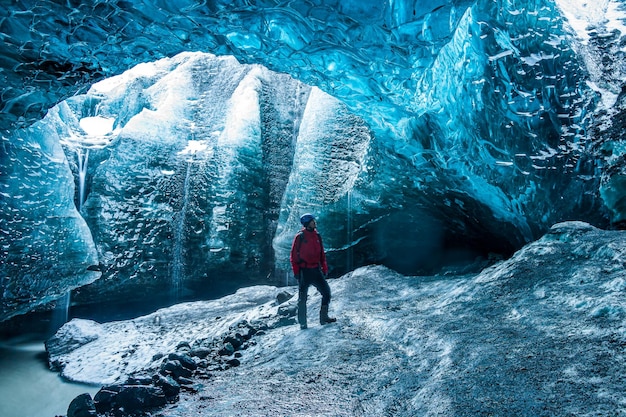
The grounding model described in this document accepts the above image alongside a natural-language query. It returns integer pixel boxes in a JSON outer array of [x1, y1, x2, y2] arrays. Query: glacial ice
[[46, 222, 626, 416], [1, 0, 626, 319]]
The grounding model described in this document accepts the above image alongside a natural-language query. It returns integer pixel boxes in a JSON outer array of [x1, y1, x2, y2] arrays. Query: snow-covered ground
[[49, 221, 626, 416]]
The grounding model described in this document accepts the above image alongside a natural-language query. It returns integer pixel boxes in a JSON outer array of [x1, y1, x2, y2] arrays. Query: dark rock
[[160, 359, 192, 379], [126, 376, 153, 386], [67, 393, 97, 417], [153, 374, 180, 399], [250, 320, 268, 331], [226, 358, 241, 367], [195, 369, 212, 379], [180, 383, 199, 393], [239, 326, 256, 340], [93, 385, 121, 413], [224, 334, 243, 350], [177, 376, 194, 386], [277, 304, 297, 317], [168, 352, 197, 370], [114, 385, 167, 412], [276, 291, 294, 304], [218, 342, 235, 356], [190, 348, 212, 359], [176, 341, 191, 352], [94, 384, 166, 414], [277, 316, 297, 327]]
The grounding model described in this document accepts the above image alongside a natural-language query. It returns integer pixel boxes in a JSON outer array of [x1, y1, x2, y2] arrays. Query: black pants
[[297, 268, 331, 326], [298, 267, 331, 307]]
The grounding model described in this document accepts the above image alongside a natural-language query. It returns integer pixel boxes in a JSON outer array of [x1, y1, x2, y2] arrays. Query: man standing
[[290, 213, 336, 329]]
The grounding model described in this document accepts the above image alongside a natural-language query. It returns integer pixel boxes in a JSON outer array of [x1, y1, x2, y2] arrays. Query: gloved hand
[[294, 274, 300, 283]]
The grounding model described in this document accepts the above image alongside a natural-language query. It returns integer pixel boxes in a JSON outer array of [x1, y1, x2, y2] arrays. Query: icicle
[[76, 148, 89, 211]]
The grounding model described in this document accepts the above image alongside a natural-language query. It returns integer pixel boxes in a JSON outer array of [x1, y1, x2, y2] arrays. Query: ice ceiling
[[1, 0, 626, 321]]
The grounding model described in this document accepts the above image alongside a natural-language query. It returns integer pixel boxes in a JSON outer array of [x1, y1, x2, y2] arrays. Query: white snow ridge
[[49, 222, 626, 416]]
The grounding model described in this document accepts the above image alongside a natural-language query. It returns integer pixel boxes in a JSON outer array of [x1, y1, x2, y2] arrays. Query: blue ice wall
[[1, 0, 625, 320]]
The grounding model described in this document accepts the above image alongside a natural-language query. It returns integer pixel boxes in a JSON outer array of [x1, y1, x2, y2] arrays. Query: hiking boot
[[298, 300, 307, 329], [320, 305, 336, 325]]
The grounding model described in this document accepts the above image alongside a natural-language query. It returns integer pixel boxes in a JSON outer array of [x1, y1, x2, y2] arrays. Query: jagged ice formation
[[1, 0, 626, 320]]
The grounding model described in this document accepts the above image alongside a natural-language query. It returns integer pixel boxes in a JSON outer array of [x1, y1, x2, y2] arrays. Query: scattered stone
[[224, 334, 243, 350], [153, 374, 181, 399], [239, 326, 255, 340], [125, 376, 153, 386], [190, 347, 212, 359], [177, 376, 194, 385], [92, 385, 119, 412], [57, 301, 280, 416], [161, 359, 192, 379], [249, 320, 268, 331], [276, 291, 294, 304], [176, 341, 191, 351], [180, 384, 199, 393], [94, 384, 166, 414], [67, 393, 97, 417], [277, 303, 297, 317], [277, 316, 297, 327], [218, 342, 235, 356], [195, 369, 212, 379], [168, 352, 197, 371], [226, 358, 241, 367]]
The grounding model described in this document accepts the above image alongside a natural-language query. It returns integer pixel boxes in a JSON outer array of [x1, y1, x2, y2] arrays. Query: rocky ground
[[49, 222, 626, 417]]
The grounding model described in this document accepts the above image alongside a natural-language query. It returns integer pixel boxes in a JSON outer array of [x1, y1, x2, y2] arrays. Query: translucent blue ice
[[1, 0, 625, 319]]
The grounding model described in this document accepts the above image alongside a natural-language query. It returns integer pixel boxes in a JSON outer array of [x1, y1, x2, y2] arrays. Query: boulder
[[276, 291, 294, 304], [277, 304, 297, 317], [224, 334, 244, 350], [226, 358, 241, 367], [153, 374, 181, 399], [161, 359, 193, 379], [94, 384, 166, 414], [167, 352, 197, 370], [218, 342, 235, 356], [190, 347, 212, 359], [67, 393, 97, 417]]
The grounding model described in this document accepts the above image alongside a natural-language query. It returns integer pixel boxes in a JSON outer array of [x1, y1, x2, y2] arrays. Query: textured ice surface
[[0, 108, 101, 321], [2, 1, 626, 319], [62, 54, 315, 307], [48, 222, 626, 416]]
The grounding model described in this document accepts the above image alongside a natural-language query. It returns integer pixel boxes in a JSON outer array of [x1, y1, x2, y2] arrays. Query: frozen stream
[[0, 335, 99, 417]]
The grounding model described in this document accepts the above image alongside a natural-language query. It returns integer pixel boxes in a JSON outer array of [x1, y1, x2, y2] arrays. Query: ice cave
[[1, 1, 625, 416]]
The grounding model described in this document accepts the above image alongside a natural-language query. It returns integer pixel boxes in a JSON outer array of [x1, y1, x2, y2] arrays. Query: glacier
[[0, 1, 626, 325], [0, 1, 625, 415]]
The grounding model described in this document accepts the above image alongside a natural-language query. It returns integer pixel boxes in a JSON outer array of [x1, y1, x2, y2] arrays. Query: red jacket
[[290, 228, 328, 275]]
